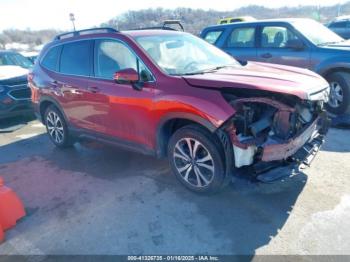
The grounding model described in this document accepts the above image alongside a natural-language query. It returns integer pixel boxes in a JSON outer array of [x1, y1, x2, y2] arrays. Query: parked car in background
[[218, 16, 256, 25], [29, 27, 329, 193], [21, 51, 39, 63], [201, 18, 350, 115], [328, 16, 350, 39], [0, 50, 33, 119]]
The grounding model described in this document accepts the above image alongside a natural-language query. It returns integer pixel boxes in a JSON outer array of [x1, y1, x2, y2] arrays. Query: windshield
[[292, 19, 344, 45], [135, 33, 240, 75], [0, 52, 33, 69]]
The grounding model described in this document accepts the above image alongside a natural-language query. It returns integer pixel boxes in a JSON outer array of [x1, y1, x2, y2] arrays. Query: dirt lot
[[0, 117, 349, 255]]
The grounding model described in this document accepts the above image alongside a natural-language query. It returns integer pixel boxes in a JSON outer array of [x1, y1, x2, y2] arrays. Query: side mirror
[[114, 68, 139, 83], [114, 68, 143, 90], [285, 39, 305, 50]]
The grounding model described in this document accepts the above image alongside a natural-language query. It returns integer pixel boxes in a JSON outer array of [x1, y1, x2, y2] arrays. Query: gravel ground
[[0, 117, 349, 256]]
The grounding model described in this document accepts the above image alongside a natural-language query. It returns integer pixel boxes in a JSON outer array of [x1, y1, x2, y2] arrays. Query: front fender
[[315, 56, 350, 76], [154, 92, 236, 130], [153, 90, 236, 157]]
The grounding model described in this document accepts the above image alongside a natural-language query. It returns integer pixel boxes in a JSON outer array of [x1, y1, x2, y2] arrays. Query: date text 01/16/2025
[[127, 255, 219, 261]]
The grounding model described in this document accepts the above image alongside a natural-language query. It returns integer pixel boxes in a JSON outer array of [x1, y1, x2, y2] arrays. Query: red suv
[[29, 27, 330, 193]]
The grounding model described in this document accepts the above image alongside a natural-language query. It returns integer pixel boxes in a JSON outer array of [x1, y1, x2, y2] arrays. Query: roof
[[203, 18, 313, 30], [332, 15, 350, 22], [51, 25, 185, 42], [122, 29, 185, 37], [0, 50, 16, 54]]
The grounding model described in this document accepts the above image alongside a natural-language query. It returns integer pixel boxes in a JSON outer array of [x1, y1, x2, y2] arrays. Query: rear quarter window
[[41, 46, 61, 71], [203, 30, 223, 44]]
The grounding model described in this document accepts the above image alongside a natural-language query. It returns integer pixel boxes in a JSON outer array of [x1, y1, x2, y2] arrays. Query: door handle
[[261, 53, 272, 59], [87, 86, 100, 93]]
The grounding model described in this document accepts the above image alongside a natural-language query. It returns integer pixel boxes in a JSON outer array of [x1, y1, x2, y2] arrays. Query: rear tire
[[325, 72, 350, 115], [44, 105, 75, 148], [167, 125, 226, 194]]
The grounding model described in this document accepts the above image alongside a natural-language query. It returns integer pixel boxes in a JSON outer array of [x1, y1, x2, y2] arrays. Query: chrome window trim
[[39, 37, 156, 83]]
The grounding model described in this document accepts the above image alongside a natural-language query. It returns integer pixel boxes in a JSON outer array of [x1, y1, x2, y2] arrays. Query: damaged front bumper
[[254, 125, 327, 183], [224, 110, 330, 183], [261, 112, 329, 163]]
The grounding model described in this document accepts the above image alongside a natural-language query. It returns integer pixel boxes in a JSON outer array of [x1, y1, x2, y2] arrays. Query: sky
[[0, 0, 349, 31]]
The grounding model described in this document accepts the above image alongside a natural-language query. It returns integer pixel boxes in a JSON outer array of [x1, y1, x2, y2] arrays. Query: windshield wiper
[[318, 40, 345, 46], [180, 65, 235, 76]]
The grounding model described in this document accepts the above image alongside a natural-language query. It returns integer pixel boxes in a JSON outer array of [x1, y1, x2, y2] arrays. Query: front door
[[88, 39, 156, 148], [256, 25, 311, 69]]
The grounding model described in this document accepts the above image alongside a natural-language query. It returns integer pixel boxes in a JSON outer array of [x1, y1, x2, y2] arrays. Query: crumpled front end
[[220, 91, 330, 181]]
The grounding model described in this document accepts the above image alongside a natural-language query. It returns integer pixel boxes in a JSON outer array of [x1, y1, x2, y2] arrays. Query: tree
[[0, 34, 10, 49]]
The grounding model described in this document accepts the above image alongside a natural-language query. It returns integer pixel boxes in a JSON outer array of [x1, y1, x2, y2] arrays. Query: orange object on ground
[[0, 177, 25, 242]]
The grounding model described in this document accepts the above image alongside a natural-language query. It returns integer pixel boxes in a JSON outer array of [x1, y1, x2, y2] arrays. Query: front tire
[[167, 125, 226, 194], [325, 72, 350, 115], [44, 105, 74, 148]]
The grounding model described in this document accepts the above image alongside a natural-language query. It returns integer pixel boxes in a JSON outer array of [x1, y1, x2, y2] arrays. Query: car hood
[[0, 65, 28, 81], [320, 40, 350, 51], [182, 62, 329, 100]]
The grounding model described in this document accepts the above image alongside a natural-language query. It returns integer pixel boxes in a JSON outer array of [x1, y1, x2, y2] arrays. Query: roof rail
[[163, 20, 184, 31], [130, 26, 178, 31], [128, 20, 184, 32], [53, 27, 118, 41]]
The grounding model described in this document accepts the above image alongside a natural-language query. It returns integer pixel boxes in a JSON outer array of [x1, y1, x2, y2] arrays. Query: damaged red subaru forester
[[29, 27, 330, 193]]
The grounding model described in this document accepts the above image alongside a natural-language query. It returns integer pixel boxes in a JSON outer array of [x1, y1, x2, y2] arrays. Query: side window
[[203, 30, 223, 44], [41, 46, 61, 71], [95, 39, 153, 81], [230, 19, 242, 23], [261, 26, 299, 48], [329, 21, 347, 28], [60, 41, 91, 76], [226, 27, 255, 48]]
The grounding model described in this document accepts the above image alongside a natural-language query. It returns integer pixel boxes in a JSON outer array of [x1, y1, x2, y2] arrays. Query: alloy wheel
[[46, 111, 64, 144], [329, 81, 344, 108], [173, 137, 215, 188]]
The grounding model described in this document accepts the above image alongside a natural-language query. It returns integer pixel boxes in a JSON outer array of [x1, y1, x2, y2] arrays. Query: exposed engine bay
[[221, 91, 329, 169]]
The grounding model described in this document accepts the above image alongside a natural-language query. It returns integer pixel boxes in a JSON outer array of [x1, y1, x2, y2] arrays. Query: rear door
[[256, 24, 311, 69], [221, 26, 258, 62], [53, 40, 106, 133]]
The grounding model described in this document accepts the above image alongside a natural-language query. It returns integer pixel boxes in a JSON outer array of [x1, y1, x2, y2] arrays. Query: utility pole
[[337, 3, 342, 17], [69, 13, 76, 31]]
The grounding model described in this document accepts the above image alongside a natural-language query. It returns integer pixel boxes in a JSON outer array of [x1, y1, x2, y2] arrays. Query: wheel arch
[[156, 113, 218, 158], [39, 96, 68, 124], [321, 67, 350, 78], [157, 114, 234, 188]]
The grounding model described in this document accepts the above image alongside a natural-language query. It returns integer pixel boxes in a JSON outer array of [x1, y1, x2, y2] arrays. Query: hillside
[[1, 2, 350, 50], [102, 3, 350, 34]]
